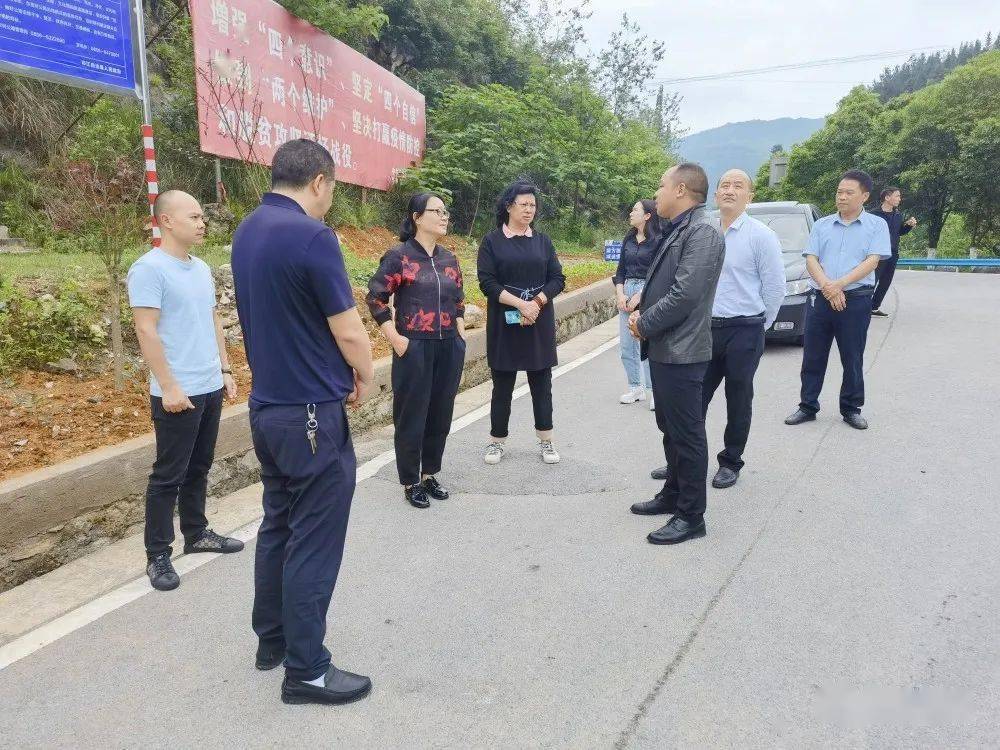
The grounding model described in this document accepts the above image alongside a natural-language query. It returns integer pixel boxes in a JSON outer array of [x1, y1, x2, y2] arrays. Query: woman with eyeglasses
[[367, 193, 466, 509], [477, 180, 566, 466], [613, 199, 662, 410]]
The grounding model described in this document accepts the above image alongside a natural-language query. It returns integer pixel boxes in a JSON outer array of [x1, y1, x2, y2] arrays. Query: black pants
[[391, 337, 465, 485], [490, 367, 553, 438], [703, 320, 765, 471], [649, 360, 709, 520], [145, 388, 223, 558], [250, 399, 357, 683], [872, 255, 898, 310], [799, 290, 872, 416]]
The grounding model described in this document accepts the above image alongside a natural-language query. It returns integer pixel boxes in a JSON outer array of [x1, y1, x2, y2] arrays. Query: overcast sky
[[579, 1, 1000, 134]]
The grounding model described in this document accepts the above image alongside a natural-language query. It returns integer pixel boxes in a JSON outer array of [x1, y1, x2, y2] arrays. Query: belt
[[711, 314, 765, 328]]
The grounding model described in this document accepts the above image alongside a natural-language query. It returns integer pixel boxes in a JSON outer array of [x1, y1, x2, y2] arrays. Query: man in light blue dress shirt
[[650, 169, 784, 489], [785, 170, 891, 430]]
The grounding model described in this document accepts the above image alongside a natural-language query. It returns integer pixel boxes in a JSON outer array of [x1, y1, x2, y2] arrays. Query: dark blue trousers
[[249, 399, 356, 682], [799, 289, 872, 416]]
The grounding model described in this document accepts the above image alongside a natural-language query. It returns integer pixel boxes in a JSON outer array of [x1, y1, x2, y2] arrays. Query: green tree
[[954, 117, 1000, 251], [593, 13, 665, 121]]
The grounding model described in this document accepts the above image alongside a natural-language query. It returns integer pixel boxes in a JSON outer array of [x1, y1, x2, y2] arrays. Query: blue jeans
[[619, 278, 651, 387]]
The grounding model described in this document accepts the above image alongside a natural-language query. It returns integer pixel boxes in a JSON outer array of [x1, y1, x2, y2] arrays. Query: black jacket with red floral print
[[366, 239, 466, 339]]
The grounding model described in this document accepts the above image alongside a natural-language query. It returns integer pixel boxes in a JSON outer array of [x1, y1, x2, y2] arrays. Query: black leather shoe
[[650, 465, 672, 481], [784, 408, 817, 425], [255, 643, 286, 671], [647, 515, 707, 545], [630, 492, 677, 515], [842, 413, 868, 430], [404, 485, 430, 509], [421, 476, 449, 500], [712, 466, 739, 488], [281, 665, 372, 705]]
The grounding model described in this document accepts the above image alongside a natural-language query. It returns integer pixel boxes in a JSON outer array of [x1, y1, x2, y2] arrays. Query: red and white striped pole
[[142, 124, 161, 247], [133, 0, 159, 247]]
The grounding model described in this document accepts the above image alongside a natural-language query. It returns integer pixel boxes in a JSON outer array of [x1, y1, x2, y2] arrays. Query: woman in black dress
[[367, 193, 466, 508], [477, 180, 566, 465]]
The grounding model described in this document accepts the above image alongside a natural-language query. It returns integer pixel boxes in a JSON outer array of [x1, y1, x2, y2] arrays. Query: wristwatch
[[221, 368, 232, 374]]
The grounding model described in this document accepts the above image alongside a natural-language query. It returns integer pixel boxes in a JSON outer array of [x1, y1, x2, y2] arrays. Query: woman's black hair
[[495, 180, 541, 229], [625, 199, 662, 242], [399, 192, 442, 241], [879, 186, 901, 203]]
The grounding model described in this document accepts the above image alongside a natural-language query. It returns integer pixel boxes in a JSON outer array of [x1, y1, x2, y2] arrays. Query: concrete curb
[[0, 277, 617, 590]]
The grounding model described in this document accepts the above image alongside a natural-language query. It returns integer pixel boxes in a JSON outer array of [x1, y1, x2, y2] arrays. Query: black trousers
[[703, 319, 765, 471], [871, 255, 898, 310], [799, 289, 872, 416], [145, 388, 223, 558], [649, 360, 709, 519], [490, 367, 553, 438], [391, 337, 465, 485], [250, 399, 357, 683]]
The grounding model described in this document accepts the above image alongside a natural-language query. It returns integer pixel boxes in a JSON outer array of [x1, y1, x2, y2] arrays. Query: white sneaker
[[620, 386, 645, 404], [540, 440, 560, 464], [484, 441, 505, 465], [648, 391, 655, 411]]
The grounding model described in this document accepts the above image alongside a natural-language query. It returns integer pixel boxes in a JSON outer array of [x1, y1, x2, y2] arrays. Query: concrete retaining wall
[[0, 278, 616, 591]]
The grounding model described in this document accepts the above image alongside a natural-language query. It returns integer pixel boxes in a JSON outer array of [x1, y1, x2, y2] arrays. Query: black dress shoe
[[630, 492, 677, 516], [647, 515, 707, 545], [650, 465, 671, 481], [842, 412, 868, 430], [281, 665, 372, 705], [712, 466, 739, 489], [421, 476, 449, 500], [404, 485, 430, 508], [784, 408, 817, 425], [255, 643, 286, 671]]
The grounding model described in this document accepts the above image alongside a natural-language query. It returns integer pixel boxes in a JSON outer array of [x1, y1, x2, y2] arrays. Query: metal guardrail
[[897, 258, 1000, 268]]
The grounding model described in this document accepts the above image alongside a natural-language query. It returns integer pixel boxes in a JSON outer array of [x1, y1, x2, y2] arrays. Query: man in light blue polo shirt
[[785, 170, 891, 430], [128, 190, 243, 592]]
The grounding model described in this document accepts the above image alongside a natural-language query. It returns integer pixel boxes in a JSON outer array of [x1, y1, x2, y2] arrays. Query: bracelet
[[221, 368, 232, 374], [532, 295, 545, 310]]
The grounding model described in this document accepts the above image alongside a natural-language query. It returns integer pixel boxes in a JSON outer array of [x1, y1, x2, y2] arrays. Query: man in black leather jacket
[[627, 163, 726, 545]]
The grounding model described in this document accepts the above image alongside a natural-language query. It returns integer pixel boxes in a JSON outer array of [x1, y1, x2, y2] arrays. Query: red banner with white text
[[189, 0, 425, 190]]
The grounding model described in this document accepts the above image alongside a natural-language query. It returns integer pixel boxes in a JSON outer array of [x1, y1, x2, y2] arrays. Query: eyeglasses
[[425, 208, 450, 218], [513, 202, 536, 209]]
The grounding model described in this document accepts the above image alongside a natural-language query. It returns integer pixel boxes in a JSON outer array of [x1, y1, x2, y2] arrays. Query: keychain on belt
[[305, 403, 318, 455]]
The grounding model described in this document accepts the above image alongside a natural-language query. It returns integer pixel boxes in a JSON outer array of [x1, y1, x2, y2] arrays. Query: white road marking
[[0, 334, 618, 671]]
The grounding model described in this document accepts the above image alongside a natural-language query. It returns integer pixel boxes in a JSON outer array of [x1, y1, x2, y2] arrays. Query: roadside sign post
[[0, 0, 157, 244]]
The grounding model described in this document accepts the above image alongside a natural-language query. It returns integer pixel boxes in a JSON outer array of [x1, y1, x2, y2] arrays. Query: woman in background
[[613, 199, 661, 410]]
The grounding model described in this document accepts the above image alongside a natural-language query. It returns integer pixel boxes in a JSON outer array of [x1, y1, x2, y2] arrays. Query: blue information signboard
[[604, 240, 623, 262], [0, 0, 138, 97]]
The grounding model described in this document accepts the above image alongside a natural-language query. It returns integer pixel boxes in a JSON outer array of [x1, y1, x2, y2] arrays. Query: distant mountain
[[678, 117, 825, 200]]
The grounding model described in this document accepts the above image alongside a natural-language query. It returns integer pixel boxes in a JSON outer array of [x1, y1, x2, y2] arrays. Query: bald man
[[650, 169, 783, 489], [128, 190, 243, 592]]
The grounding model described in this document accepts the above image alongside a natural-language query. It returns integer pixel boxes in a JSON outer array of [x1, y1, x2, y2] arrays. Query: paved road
[[1, 271, 998, 749]]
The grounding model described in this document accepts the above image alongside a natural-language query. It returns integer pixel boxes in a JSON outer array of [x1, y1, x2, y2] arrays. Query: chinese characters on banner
[[190, 0, 425, 190]]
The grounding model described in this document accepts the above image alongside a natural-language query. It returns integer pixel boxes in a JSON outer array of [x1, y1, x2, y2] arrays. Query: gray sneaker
[[183, 529, 244, 554], [540, 440, 560, 464], [484, 441, 505, 465], [147, 553, 180, 591]]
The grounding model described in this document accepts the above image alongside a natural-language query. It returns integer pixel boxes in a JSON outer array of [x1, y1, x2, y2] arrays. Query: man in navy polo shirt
[[232, 139, 375, 706]]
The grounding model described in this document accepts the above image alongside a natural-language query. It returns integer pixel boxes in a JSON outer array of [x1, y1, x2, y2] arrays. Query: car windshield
[[750, 213, 810, 254]]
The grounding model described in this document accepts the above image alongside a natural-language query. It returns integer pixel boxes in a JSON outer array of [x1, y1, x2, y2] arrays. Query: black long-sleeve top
[[612, 232, 660, 285], [366, 239, 465, 339], [477, 228, 566, 371], [869, 207, 913, 257]]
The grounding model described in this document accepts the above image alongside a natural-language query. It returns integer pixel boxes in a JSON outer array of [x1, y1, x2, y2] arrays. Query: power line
[[650, 44, 956, 85]]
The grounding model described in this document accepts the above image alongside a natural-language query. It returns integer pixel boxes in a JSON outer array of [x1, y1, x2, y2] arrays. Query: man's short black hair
[[271, 138, 335, 189], [673, 162, 709, 202], [841, 169, 874, 194]]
